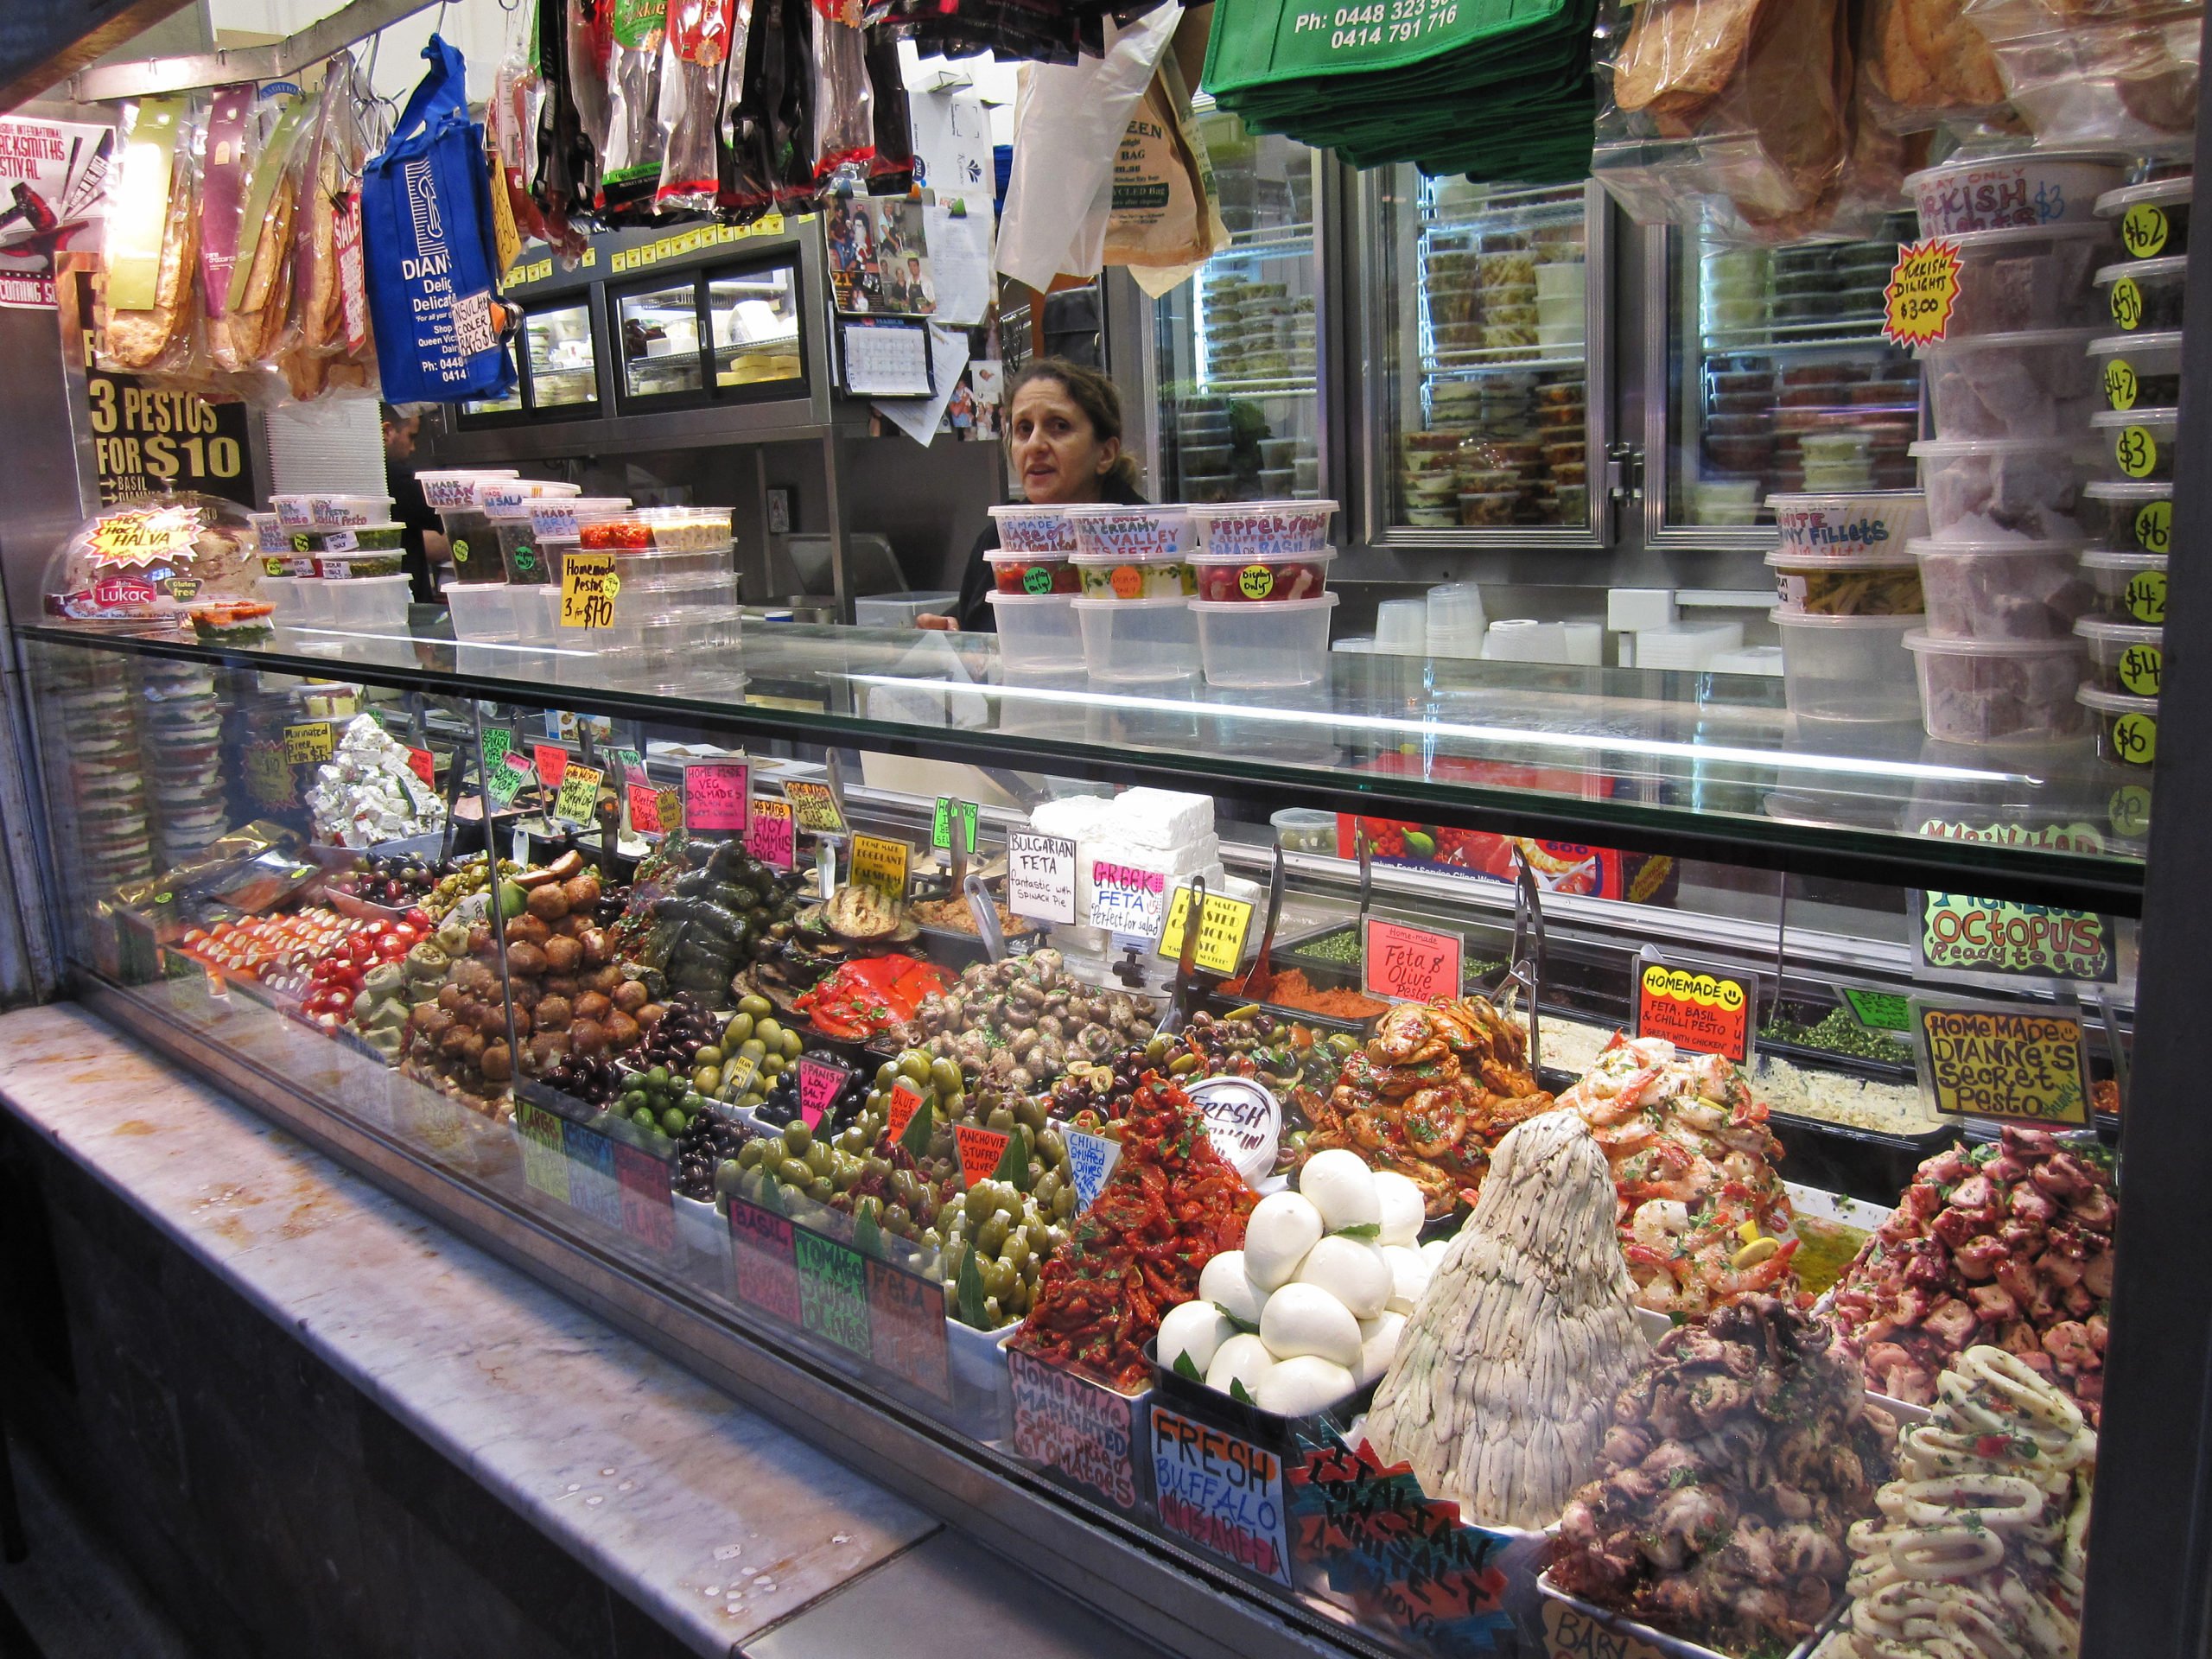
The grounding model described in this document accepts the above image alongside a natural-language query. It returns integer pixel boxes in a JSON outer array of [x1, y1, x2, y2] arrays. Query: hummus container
[[2097, 255, 2187, 331], [1768, 491, 1926, 552], [1906, 150, 2130, 236], [2097, 175, 2192, 261], [2078, 480, 2174, 554], [1772, 611, 1924, 724], [2090, 406, 2179, 482], [1904, 631, 2088, 745], [1921, 328, 2101, 439], [1072, 555, 1196, 600], [1191, 551, 1333, 603], [1071, 593, 1198, 682], [1191, 594, 1338, 689], [413, 468, 518, 510], [2080, 546, 2167, 622], [987, 550, 1080, 596], [1766, 547, 1923, 616], [1910, 536, 2090, 641], [1910, 437, 2094, 541], [2088, 331, 2183, 410], [1067, 504, 1193, 561], [1948, 223, 2114, 334], [2075, 615, 2164, 696], [988, 502, 1080, 554], [1187, 499, 1336, 558], [984, 591, 1084, 671], [2077, 683, 2158, 768], [527, 495, 632, 540]]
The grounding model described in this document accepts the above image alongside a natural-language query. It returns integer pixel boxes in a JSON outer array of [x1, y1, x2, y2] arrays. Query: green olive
[[976, 1212, 1011, 1255], [778, 1156, 813, 1187], [738, 994, 772, 1020], [875, 1062, 899, 1088], [806, 1176, 832, 1202], [884, 1200, 911, 1234], [760, 1053, 785, 1077], [1145, 1035, 1168, 1063], [695, 1046, 725, 1070], [723, 1014, 754, 1046], [986, 1104, 1015, 1133], [694, 1065, 721, 1095], [738, 1141, 765, 1170], [1002, 1229, 1032, 1270], [964, 1184, 997, 1224], [854, 1194, 882, 1225], [1168, 1051, 1200, 1076], [1053, 1185, 1076, 1221], [900, 1052, 931, 1084], [782, 1119, 813, 1155], [740, 1039, 768, 1062]]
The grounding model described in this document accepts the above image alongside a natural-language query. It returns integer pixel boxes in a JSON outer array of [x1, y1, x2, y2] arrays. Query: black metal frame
[[454, 296, 602, 429]]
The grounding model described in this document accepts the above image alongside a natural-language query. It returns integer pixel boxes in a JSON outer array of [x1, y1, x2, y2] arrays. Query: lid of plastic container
[[1916, 327, 2105, 362], [2098, 175, 2195, 215], [1190, 548, 1339, 565], [2075, 613, 2164, 645], [1065, 503, 1188, 519], [1906, 535, 2085, 556], [2082, 479, 2174, 501], [2090, 406, 2180, 429], [2081, 547, 2169, 572], [984, 588, 1077, 606], [2077, 682, 2159, 715], [2088, 330, 2184, 357], [299, 521, 405, 536], [1947, 221, 2116, 255], [2095, 255, 2187, 285], [1069, 593, 1193, 609], [986, 503, 1073, 519], [1908, 436, 2100, 457], [1189, 594, 1339, 613], [1903, 629, 2088, 656], [1069, 550, 1193, 565], [1905, 149, 2132, 188], [1766, 545, 1918, 569], [320, 571, 414, 590], [1769, 607, 1926, 628], [1709, 646, 1784, 676], [1765, 489, 1924, 509], [1185, 499, 1339, 518], [984, 548, 1071, 563]]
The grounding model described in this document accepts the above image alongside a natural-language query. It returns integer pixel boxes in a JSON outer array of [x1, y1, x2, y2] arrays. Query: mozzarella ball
[[1356, 1310, 1406, 1386], [1197, 1249, 1266, 1328], [1244, 1192, 1324, 1291], [1299, 1148, 1381, 1235], [1158, 1300, 1235, 1377], [1421, 1236, 1452, 1268], [1382, 1244, 1433, 1314], [1205, 1332, 1276, 1400], [1255, 1355, 1357, 1417], [1373, 1169, 1427, 1246], [1295, 1235, 1392, 1320], [1258, 1282, 1363, 1369]]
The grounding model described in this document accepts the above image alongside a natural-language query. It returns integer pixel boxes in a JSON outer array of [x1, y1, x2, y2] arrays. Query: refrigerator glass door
[[1374, 175, 1599, 536], [525, 300, 599, 412], [707, 262, 804, 397], [1149, 112, 1323, 505], [1664, 213, 1922, 531], [618, 280, 707, 401]]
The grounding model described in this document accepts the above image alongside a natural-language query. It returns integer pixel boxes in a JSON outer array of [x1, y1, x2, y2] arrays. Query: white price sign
[[1007, 830, 1077, 926]]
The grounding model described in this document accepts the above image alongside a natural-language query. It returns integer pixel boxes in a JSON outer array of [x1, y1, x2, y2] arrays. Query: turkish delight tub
[[1920, 328, 2101, 439], [1904, 631, 2088, 745], [1946, 223, 2114, 335], [1905, 149, 2130, 236], [1910, 437, 2095, 540], [1908, 537, 2091, 641]]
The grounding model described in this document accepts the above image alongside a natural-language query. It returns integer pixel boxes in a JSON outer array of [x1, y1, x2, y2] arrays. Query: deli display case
[[614, 253, 810, 415], [458, 298, 601, 426]]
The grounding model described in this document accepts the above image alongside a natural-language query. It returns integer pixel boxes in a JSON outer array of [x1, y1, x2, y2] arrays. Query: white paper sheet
[[842, 319, 933, 396], [921, 204, 992, 327]]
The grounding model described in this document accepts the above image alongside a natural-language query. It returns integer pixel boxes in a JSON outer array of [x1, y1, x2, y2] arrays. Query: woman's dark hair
[[1007, 358, 1141, 493]]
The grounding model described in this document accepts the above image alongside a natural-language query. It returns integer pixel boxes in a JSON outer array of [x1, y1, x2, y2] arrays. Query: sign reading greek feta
[[1632, 950, 1755, 1065], [1149, 1406, 1292, 1585], [1007, 830, 1077, 925], [283, 721, 333, 765], [1185, 1075, 1281, 1187], [1008, 1344, 1141, 1511], [1363, 918, 1463, 1003], [1916, 999, 2090, 1126], [1916, 892, 2118, 986], [849, 834, 911, 899], [1154, 886, 1255, 977], [932, 795, 980, 854], [552, 761, 603, 826], [784, 779, 847, 836], [1063, 1127, 1122, 1215], [750, 797, 795, 870], [683, 760, 749, 833], [560, 551, 620, 627]]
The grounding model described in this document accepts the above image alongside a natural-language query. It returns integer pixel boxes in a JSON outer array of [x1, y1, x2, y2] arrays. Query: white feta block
[[1109, 787, 1213, 851]]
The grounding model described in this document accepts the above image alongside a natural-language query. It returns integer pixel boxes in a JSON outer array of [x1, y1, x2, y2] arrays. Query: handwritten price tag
[[750, 798, 795, 870], [884, 1078, 926, 1144], [785, 779, 847, 836], [932, 796, 980, 854], [1006, 830, 1076, 925], [480, 728, 525, 806], [1154, 887, 1255, 977], [1918, 1001, 2089, 1126], [955, 1122, 1010, 1190], [405, 746, 435, 787], [553, 761, 603, 826], [1363, 918, 1462, 1004], [849, 834, 910, 899], [1633, 955, 1754, 1065], [283, 721, 333, 765], [795, 1058, 853, 1131], [627, 782, 662, 836], [1883, 238, 1962, 346], [683, 760, 749, 833], [1842, 987, 1912, 1033], [560, 551, 620, 627], [532, 744, 567, 789]]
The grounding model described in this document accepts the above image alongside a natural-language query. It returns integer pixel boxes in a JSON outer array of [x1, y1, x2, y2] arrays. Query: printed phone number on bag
[[1292, 0, 1457, 48]]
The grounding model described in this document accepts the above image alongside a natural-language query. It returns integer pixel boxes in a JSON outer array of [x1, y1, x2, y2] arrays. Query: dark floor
[[0, 1426, 198, 1659]]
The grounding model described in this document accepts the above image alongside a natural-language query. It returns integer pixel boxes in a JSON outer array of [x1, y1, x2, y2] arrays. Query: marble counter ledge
[[0, 1001, 938, 1659]]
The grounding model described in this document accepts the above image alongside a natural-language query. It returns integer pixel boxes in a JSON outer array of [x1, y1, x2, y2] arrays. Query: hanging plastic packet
[[280, 57, 380, 403], [599, 0, 671, 217], [211, 88, 317, 377], [535, 0, 599, 257], [490, 14, 552, 247], [198, 85, 255, 328], [98, 94, 203, 377], [568, 0, 616, 181], [716, 0, 779, 219], [864, 34, 913, 195], [770, 0, 820, 208], [809, 2, 874, 185], [656, 0, 740, 212]]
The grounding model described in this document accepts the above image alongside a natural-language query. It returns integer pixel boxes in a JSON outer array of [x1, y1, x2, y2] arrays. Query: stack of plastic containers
[[1764, 491, 1928, 731], [580, 506, 742, 690], [480, 478, 582, 584], [416, 468, 521, 587], [1897, 149, 2128, 747], [269, 488, 412, 631], [1186, 500, 1338, 688], [528, 495, 632, 584], [1067, 505, 1199, 683], [982, 504, 1084, 671], [2076, 168, 2190, 842]]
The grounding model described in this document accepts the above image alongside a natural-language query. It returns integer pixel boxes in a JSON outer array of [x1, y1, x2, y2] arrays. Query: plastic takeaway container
[[1909, 537, 2090, 641], [1904, 149, 2129, 237], [1186, 499, 1338, 557], [315, 573, 413, 632], [1910, 437, 2094, 541], [1191, 594, 1339, 688], [1904, 631, 2088, 745], [1920, 328, 2101, 439], [984, 591, 1084, 671], [1071, 594, 1199, 682], [442, 581, 526, 642], [1066, 504, 1193, 560], [987, 503, 1080, 554], [1771, 610, 1923, 724], [1767, 491, 1927, 554]]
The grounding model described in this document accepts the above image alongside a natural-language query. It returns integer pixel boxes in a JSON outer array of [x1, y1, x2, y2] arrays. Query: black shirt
[[389, 467, 443, 604], [956, 474, 1149, 632]]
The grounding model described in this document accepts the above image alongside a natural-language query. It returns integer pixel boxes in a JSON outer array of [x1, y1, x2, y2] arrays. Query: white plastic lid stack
[[1426, 582, 1486, 657], [1633, 623, 1747, 669], [1483, 620, 1565, 662], [1607, 588, 1677, 632], [1374, 598, 1428, 656]]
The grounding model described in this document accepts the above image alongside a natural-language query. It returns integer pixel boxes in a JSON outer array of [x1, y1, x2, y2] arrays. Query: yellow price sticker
[[2113, 709, 2158, 766], [1154, 886, 1256, 978], [2133, 499, 2171, 554], [2126, 566, 2166, 623], [2103, 357, 2139, 410], [553, 761, 605, 825], [2110, 783, 2153, 839], [561, 552, 620, 627], [2122, 202, 2170, 258], [2115, 424, 2159, 479], [2119, 641, 2163, 697], [2110, 275, 2145, 330], [1882, 238, 1962, 346], [1238, 564, 1275, 600], [283, 721, 333, 765], [849, 833, 910, 898]]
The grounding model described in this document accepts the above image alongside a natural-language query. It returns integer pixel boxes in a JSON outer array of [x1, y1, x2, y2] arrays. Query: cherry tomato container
[[1191, 550, 1335, 604], [987, 550, 1080, 596]]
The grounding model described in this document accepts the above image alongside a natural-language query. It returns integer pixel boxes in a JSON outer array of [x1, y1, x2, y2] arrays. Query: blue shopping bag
[[361, 35, 516, 404]]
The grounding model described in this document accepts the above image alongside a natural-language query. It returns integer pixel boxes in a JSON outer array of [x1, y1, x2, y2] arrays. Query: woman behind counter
[[925, 359, 1147, 632]]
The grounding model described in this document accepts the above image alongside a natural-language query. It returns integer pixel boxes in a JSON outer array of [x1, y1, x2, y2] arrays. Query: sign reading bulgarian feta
[[1916, 998, 2091, 1127], [1914, 891, 2118, 986]]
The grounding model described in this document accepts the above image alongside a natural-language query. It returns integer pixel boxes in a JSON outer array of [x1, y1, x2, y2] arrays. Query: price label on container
[[750, 798, 795, 870], [2123, 201, 2172, 257], [1884, 238, 1963, 345], [794, 1229, 872, 1361], [784, 779, 847, 836], [553, 762, 603, 826], [626, 782, 662, 836], [683, 760, 749, 833], [2111, 783, 2154, 840], [849, 834, 910, 899], [1363, 918, 1463, 1004], [1006, 830, 1077, 925], [2134, 499, 2171, 556], [1632, 950, 1755, 1065], [560, 551, 620, 627], [1916, 998, 2090, 1126], [1154, 887, 1255, 978], [1842, 987, 1912, 1033], [932, 796, 980, 855], [283, 721, 333, 765], [2103, 355, 2142, 410], [1008, 1346, 1140, 1513], [532, 743, 567, 789], [2110, 273, 2146, 330]]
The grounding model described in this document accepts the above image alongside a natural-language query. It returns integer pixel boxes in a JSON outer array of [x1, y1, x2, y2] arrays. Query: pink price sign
[[750, 798, 795, 870], [795, 1058, 852, 1130], [532, 744, 567, 789], [405, 747, 435, 786], [627, 782, 662, 836], [684, 761, 749, 833], [1363, 918, 1463, 1004]]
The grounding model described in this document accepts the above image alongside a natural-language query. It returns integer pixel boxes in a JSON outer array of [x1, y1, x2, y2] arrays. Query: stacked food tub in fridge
[[580, 507, 743, 691], [1186, 501, 1338, 688], [1765, 492, 1928, 735]]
